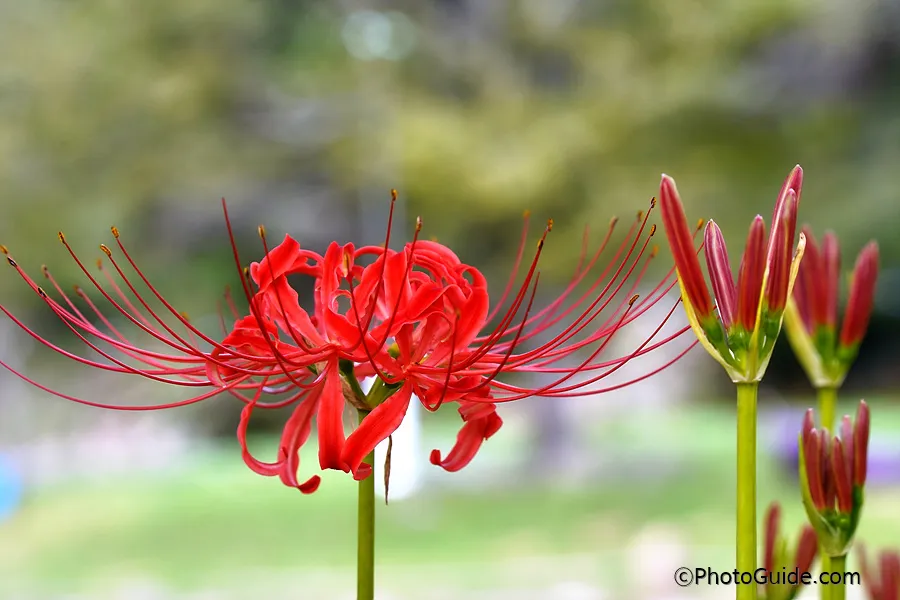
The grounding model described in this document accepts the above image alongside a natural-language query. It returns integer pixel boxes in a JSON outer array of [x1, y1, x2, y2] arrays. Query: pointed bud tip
[[802, 409, 815, 435]]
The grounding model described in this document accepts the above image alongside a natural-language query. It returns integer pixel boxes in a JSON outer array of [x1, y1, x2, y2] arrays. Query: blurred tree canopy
[[0, 0, 897, 424]]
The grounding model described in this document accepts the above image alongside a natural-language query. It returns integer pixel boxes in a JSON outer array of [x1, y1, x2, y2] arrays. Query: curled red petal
[[342, 384, 413, 476], [430, 404, 503, 472], [277, 392, 322, 491]]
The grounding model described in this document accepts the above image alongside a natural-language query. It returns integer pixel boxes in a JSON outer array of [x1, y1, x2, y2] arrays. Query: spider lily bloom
[[658, 166, 806, 382], [859, 545, 900, 600], [784, 231, 879, 389], [760, 502, 818, 600], [240, 200, 691, 481], [0, 193, 691, 491], [798, 401, 870, 558]]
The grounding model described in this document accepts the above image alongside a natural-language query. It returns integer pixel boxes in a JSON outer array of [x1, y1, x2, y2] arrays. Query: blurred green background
[[0, 1, 899, 598]]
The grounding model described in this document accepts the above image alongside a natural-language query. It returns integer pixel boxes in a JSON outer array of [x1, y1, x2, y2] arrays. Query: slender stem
[[828, 554, 847, 600], [820, 553, 832, 600], [736, 382, 758, 600], [357, 410, 376, 600], [817, 386, 838, 433]]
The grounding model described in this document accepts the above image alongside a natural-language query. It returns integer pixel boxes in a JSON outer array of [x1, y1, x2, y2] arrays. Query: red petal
[[839, 242, 879, 348], [316, 361, 348, 472], [236, 401, 281, 477], [250, 234, 321, 290], [735, 216, 766, 332], [763, 502, 780, 575], [854, 400, 870, 487], [794, 526, 818, 575], [804, 428, 826, 511], [277, 391, 321, 490], [821, 232, 841, 329], [341, 384, 413, 476], [703, 221, 736, 330], [831, 437, 853, 513], [766, 165, 803, 264], [658, 175, 714, 320], [763, 190, 797, 313], [430, 404, 502, 472]]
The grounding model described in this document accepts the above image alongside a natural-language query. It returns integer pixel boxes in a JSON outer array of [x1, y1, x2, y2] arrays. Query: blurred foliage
[[0, 0, 898, 428]]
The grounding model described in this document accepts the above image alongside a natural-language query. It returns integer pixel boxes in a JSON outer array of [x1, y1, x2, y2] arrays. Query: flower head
[[760, 502, 818, 600], [0, 192, 691, 491], [859, 545, 900, 600], [798, 400, 870, 556], [784, 230, 879, 388], [658, 166, 806, 382]]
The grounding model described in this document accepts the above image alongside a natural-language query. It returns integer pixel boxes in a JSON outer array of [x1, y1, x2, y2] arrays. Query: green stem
[[736, 382, 758, 600], [820, 553, 832, 600], [357, 410, 375, 600], [817, 386, 838, 433], [828, 554, 846, 600]]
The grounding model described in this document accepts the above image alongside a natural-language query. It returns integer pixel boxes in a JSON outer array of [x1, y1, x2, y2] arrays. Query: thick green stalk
[[817, 386, 838, 433], [820, 553, 831, 600], [736, 382, 758, 600], [828, 554, 847, 600], [357, 410, 375, 600]]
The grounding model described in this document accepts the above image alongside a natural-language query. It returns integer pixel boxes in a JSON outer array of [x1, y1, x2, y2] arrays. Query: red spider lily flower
[[0, 192, 693, 491], [798, 400, 869, 557], [658, 166, 807, 382], [760, 502, 818, 600], [784, 230, 879, 388], [859, 545, 900, 600]]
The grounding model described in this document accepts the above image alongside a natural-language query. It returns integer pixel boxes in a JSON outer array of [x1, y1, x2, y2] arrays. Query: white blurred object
[[361, 377, 422, 501], [625, 523, 691, 599]]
